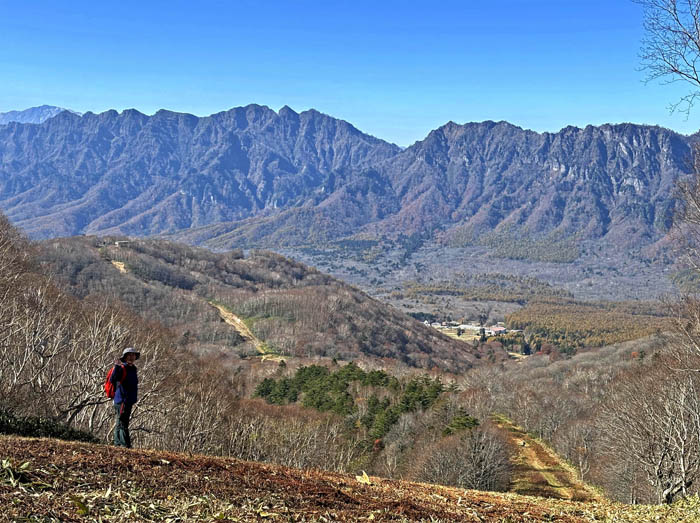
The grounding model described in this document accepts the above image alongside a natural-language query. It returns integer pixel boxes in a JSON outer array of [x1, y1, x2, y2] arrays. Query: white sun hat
[[121, 347, 140, 361]]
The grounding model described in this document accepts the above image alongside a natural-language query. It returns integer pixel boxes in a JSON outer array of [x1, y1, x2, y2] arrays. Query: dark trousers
[[114, 402, 133, 448]]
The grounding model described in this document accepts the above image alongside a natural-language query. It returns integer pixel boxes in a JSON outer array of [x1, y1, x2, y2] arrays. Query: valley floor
[[2, 435, 700, 521]]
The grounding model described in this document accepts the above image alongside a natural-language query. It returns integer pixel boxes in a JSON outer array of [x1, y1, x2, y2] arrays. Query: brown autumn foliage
[[38, 235, 480, 372], [11, 435, 690, 522], [410, 421, 511, 492], [0, 217, 513, 490], [506, 300, 672, 350]]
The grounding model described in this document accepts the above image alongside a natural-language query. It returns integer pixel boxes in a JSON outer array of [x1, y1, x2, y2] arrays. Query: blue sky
[[1, 0, 697, 145]]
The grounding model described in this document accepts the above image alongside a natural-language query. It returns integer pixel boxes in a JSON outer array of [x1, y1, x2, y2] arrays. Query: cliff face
[[0, 107, 691, 247]]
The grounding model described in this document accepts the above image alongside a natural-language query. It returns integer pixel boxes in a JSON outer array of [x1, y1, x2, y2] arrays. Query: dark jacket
[[110, 362, 138, 405]]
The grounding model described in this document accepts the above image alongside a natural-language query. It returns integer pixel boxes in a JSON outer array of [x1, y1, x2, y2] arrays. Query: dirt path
[[110, 260, 127, 273], [495, 416, 601, 502], [209, 302, 284, 362]]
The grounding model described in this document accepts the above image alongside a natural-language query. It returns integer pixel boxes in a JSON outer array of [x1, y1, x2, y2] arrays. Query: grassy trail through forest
[[110, 260, 127, 273], [494, 416, 601, 503], [104, 251, 284, 363], [209, 302, 284, 362]]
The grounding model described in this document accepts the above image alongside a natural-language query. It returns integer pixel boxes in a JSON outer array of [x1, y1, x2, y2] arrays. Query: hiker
[[111, 347, 139, 448]]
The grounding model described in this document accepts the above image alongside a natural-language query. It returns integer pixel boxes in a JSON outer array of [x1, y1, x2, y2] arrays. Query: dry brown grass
[[3, 435, 700, 521], [494, 416, 601, 503]]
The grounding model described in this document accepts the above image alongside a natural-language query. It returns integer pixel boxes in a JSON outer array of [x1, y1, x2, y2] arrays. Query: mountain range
[[0, 105, 693, 252], [0, 105, 80, 125]]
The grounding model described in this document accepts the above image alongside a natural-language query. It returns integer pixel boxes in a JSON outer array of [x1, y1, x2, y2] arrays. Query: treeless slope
[[3, 436, 699, 521]]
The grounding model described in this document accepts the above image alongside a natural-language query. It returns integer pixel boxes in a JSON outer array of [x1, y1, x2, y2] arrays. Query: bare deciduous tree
[[603, 361, 700, 503], [554, 417, 599, 483], [638, 0, 700, 113], [413, 424, 511, 492]]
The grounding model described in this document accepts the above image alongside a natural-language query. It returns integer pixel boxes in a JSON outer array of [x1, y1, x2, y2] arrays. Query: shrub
[[0, 408, 98, 443], [414, 425, 511, 491]]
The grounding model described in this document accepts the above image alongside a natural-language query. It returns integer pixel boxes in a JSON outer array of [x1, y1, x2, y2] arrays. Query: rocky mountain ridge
[[0, 105, 693, 250], [0, 105, 399, 238], [370, 120, 688, 245]]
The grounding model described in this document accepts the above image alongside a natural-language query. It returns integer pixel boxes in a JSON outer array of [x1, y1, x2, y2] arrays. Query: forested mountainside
[[1, 212, 508, 476], [2, 214, 523, 500], [0, 106, 691, 251], [466, 334, 700, 505], [38, 235, 491, 371]]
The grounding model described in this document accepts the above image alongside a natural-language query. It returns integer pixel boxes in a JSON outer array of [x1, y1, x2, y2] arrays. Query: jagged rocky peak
[[120, 108, 147, 118], [0, 107, 692, 248], [278, 105, 298, 117], [152, 108, 198, 122]]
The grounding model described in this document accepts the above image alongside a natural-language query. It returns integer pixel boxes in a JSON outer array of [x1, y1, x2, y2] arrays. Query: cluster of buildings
[[425, 320, 507, 336]]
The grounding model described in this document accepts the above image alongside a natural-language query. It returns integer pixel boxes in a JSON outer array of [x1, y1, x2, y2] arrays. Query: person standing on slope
[[111, 347, 139, 448]]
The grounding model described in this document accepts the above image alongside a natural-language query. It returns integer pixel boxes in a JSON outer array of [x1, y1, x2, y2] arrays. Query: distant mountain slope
[[374, 121, 688, 245], [0, 105, 399, 239], [185, 120, 690, 250], [0, 105, 78, 124], [0, 106, 691, 251], [38, 235, 487, 371]]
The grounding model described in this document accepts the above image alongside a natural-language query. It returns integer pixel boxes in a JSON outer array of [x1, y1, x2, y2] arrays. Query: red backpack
[[104, 363, 127, 399]]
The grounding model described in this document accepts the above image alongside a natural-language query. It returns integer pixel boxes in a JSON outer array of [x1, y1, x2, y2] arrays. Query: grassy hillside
[[4, 435, 700, 522]]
